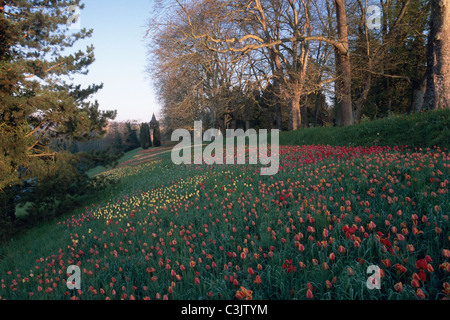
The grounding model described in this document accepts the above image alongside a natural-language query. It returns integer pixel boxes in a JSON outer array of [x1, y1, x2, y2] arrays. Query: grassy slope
[[1, 110, 449, 300], [86, 148, 144, 177], [279, 109, 450, 148], [1, 146, 174, 270], [9, 109, 450, 235]]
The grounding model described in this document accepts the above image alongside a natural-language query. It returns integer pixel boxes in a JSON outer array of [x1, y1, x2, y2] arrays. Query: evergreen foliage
[[124, 122, 140, 152], [152, 119, 162, 147], [139, 122, 151, 149], [0, 1, 117, 237]]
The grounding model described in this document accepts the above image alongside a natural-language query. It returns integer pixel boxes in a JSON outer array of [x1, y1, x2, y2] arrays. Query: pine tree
[[0, 1, 117, 233], [0, 1, 116, 191]]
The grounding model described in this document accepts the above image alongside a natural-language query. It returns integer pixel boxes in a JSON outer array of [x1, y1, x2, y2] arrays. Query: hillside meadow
[[0, 112, 449, 300]]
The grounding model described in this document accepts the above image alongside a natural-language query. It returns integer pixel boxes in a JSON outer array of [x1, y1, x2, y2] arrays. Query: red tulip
[[415, 259, 427, 270], [416, 288, 426, 299], [236, 287, 252, 300], [443, 249, 450, 258], [395, 264, 407, 273], [382, 259, 392, 268], [419, 270, 427, 282], [394, 282, 403, 293], [411, 278, 421, 288]]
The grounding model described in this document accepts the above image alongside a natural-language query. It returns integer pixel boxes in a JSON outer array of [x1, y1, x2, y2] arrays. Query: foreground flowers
[[236, 287, 253, 300], [0, 144, 448, 300]]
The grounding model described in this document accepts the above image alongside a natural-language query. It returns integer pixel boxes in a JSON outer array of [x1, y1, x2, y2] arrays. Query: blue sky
[[70, 0, 160, 123]]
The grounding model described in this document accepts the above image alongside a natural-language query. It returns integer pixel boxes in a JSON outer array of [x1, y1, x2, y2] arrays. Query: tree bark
[[275, 103, 282, 130], [272, 55, 283, 131], [411, 77, 427, 112], [354, 73, 371, 122], [288, 90, 301, 131], [423, 0, 450, 110], [313, 92, 321, 127], [334, 0, 353, 126]]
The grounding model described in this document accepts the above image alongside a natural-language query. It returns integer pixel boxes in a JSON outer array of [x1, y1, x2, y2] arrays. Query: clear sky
[[70, 0, 160, 123]]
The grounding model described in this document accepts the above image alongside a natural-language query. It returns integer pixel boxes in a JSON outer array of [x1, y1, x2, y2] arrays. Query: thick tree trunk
[[288, 91, 301, 131], [334, 0, 353, 126], [423, 0, 450, 110]]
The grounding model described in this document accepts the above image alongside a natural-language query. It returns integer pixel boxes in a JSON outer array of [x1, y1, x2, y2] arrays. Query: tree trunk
[[334, 0, 353, 126], [313, 92, 321, 127], [423, 0, 450, 110], [300, 95, 308, 128], [275, 104, 282, 130], [411, 77, 426, 112], [272, 57, 283, 131], [288, 91, 301, 131], [354, 72, 372, 122]]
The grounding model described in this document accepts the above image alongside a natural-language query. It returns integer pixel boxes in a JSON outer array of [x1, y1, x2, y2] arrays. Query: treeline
[[53, 119, 162, 156], [147, 0, 449, 134]]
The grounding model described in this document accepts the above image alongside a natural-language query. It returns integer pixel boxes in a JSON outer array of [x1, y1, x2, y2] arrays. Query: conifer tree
[[0, 0, 116, 190], [124, 122, 140, 151], [0, 1, 117, 234], [139, 122, 151, 149], [112, 129, 124, 154], [152, 119, 161, 147]]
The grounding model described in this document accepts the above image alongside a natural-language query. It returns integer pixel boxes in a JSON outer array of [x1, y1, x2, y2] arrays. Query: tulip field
[[0, 143, 449, 300]]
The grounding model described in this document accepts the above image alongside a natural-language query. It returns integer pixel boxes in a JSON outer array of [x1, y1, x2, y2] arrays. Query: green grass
[[13, 148, 145, 220], [87, 148, 144, 178], [1, 114, 449, 301], [279, 109, 450, 148]]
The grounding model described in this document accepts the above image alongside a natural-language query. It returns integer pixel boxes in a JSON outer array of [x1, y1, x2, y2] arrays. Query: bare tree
[[175, 0, 352, 129]]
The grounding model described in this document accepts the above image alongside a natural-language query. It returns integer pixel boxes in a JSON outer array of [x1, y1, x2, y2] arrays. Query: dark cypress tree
[[124, 122, 140, 152], [112, 129, 124, 154], [139, 123, 151, 149], [153, 119, 162, 147]]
